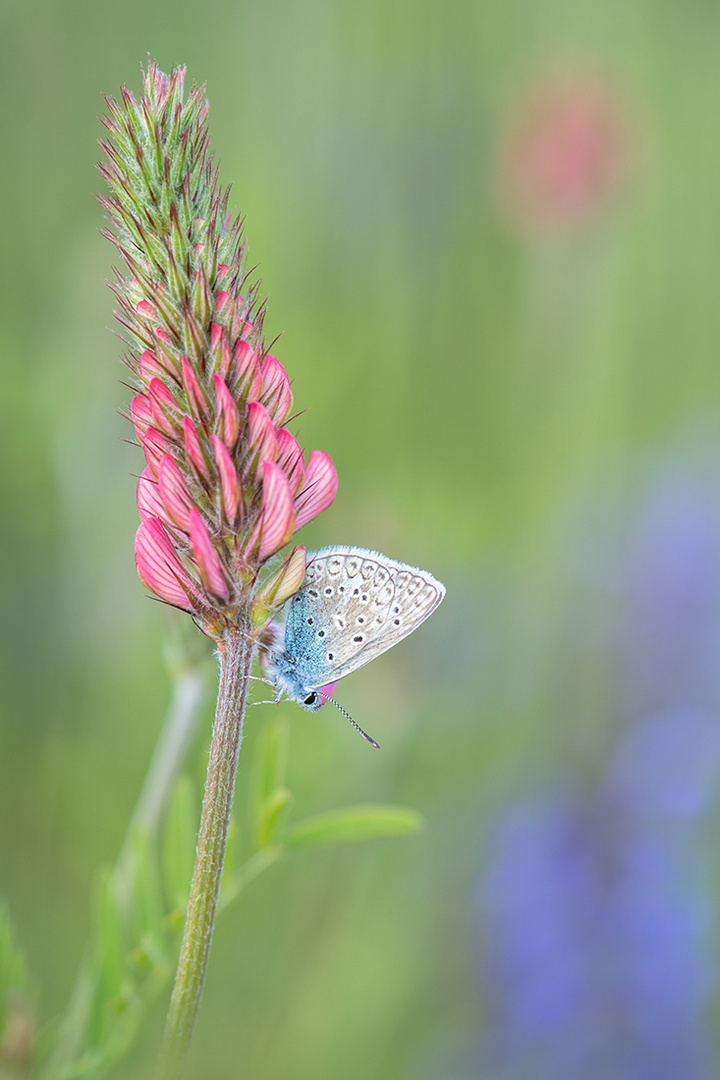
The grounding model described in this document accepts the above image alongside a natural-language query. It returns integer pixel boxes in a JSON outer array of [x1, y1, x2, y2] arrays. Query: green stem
[[155, 621, 254, 1080]]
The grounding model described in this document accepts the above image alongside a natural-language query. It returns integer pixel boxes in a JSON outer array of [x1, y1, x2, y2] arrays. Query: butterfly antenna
[[318, 693, 380, 749]]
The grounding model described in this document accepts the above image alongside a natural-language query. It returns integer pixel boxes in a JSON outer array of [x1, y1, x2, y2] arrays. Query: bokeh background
[[3, 1, 720, 1077]]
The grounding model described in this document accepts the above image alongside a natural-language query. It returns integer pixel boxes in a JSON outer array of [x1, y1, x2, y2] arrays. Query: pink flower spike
[[158, 455, 195, 531], [143, 426, 176, 477], [131, 394, 152, 441], [183, 415, 211, 482], [181, 356, 210, 419], [137, 467, 165, 520], [246, 402, 278, 469], [213, 374, 240, 448], [258, 461, 296, 561], [294, 450, 338, 528], [135, 517, 202, 613], [211, 435, 243, 525], [189, 508, 229, 600], [149, 377, 181, 436], [260, 354, 294, 424], [276, 428, 305, 494]]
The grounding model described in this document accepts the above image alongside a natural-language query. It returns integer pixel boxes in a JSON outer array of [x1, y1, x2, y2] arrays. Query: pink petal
[[258, 461, 296, 561], [158, 456, 195, 531], [138, 349, 167, 382], [213, 374, 240, 448], [182, 356, 210, 419], [149, 378, 181, 436], [189, 508, 229, 601], [135, 517, 201, 612], [155, 334, 180, 378], [233, 339, 262, 402], [294, 450, 338, 528], [136, 299, 154, 317], [260, 354, 294, 424], [131, 394, 152, 441], [211, 435, 243, 525], [276, 429, 305, 494], [210, 324, 232, 380], [143, 426, 176, 477], [137, 467, 165, 520], [215, 291, 231, 315], [183, 416, 211, 482], [246, 402, 278, 471]]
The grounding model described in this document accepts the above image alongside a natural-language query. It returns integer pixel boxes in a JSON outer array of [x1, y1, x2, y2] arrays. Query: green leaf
[[161, 775, 198, 913], [255, 787, 292, 850], [89, 871, 129, 1048], [126, 827, 167, 957], [249, 718, 290, 850], [284, 805, 423, 850]]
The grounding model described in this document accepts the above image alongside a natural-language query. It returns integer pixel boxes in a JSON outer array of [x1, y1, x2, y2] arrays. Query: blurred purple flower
[[480, 738, 716, 1079], [476, 468, 720, 1079], [622, 472, 720, 717]]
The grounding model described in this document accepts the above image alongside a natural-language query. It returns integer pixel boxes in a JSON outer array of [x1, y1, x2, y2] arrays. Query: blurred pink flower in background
[[495, 74, 630, 231]]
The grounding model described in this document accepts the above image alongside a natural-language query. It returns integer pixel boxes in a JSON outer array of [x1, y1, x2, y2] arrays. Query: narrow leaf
[[161, 775, 198, 914], [284, 805, 423, 850], [126, 827, 167, 956], [249, 718, 289, 846], [89, 870, 129, 1048], [256, 787, 292, 850]]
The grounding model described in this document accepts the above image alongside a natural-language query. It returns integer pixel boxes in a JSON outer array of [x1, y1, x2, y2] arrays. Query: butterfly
[[264, 545, 446, 746]]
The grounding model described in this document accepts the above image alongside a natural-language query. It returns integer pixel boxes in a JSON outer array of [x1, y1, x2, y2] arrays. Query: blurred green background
[[3, 1, 720, 1077]]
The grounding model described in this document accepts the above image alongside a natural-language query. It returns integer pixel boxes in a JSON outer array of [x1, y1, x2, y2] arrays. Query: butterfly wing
[[283, 546, 445, 690]]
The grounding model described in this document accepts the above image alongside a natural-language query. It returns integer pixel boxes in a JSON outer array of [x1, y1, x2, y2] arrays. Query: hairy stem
[[155, 620, 254, 1079]]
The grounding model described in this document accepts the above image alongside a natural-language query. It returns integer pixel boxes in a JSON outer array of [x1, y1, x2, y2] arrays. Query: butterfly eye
[[304, 692, 318, 706]]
